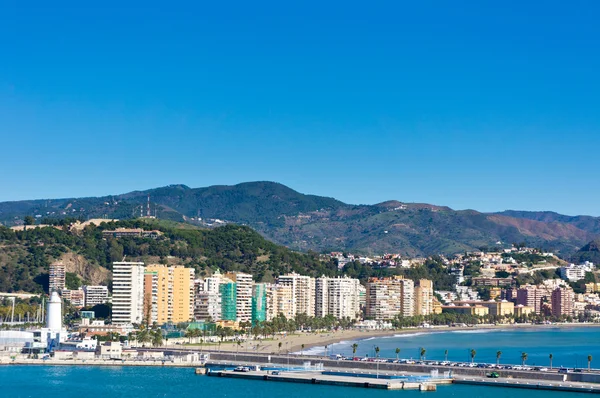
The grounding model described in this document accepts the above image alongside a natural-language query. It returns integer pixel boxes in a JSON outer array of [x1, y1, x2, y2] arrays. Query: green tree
[[278, 341, 282, 353], [395, 347, 401, 361], [521, 352, 528, 366], [496, 351, 502, 365], [549, 353, 553, 370], [301, 343, 305, 356], [444, 349, 448, 362], [470, 349, 476, 363], [588, 355, 593, 372], [420, 347, 426, 361], [24, 216, 35, 226], [65, 273, 82, 290], [352, 343, 358, 357]]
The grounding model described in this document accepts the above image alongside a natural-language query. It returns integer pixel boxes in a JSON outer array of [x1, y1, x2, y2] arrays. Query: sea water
[[3, 328, 599, 398], [318, 327, 600, 368], [0, 365, 591, 398]]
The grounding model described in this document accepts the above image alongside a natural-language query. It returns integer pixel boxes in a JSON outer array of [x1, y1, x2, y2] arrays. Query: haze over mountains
[[0, 181, 598, 258]]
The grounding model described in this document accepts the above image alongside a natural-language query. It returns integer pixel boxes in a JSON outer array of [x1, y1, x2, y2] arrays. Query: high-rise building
[[145, 264, 195, 324], [516, 285, 546, 314], [49, 262, 66, 293], [194, 276, 223, 322], [82, 285, 109, 307], [265, 284, 294, 321], [225, 272, 253, 322], [171, 266, 195, 323], [315, 276, 360, 319], [252, 283, 267, 324], [366, 276, 415, 320], [551, 286, 575, 317], [220, 280, 237, 321], [277, 273, 316, 317], [143, 271, 158, 325], [414, 279, 434, 316], [112, 262, 145, 325]]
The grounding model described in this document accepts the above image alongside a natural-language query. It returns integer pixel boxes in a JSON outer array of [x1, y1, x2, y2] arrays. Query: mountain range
[[0, 181, 597, 258]]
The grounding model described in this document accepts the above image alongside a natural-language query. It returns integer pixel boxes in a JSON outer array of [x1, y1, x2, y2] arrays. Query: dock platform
[[207, 369, 451, 390], [455, 376, 600, 394]]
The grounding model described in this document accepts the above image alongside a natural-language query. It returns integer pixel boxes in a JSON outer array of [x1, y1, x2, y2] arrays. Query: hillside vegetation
[[0, 220, 339, 293]]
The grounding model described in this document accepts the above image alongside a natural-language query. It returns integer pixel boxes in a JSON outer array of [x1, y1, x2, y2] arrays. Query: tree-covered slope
[[0, 220, 338, 293], [0, 182, 598, 258]]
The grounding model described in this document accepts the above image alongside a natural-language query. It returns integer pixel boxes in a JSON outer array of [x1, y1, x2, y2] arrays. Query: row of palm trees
[[348, 343, 595, 370]]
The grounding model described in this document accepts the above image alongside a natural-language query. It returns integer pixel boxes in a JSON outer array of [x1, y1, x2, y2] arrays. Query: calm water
[[0, 365, 591, 398], [312, 327, 600, 368]]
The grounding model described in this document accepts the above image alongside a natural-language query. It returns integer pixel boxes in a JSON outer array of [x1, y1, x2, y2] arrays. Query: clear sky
[[1, 1, 599, 215]]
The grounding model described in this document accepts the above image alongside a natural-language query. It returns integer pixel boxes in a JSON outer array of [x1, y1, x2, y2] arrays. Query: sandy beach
[[204, 323, 600, 355]]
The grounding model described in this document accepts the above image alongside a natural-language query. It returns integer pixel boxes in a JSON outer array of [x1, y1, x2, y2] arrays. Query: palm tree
[[151, 329, 163, 347], [301, 344, 305, 356], [395, 348, 401, 361], [444, 350, 448, 362], [588, 355, 593, 372], [278, 341, 282, 353], [521, 352, 528, 366], [137, 328, 151, 347], [470, 349, 476, 364], [420, 347, 426, 361], [496, 351, 502, 366], [549, 353, 553, 370], [375, 346, 380, 358], [352, 343, 358, 357]]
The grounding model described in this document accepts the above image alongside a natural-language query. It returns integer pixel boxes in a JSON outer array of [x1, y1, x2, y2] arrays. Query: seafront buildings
[[145, 264, 195, 324], [112, 262, 146, 325], [366, 276, 416, 320], [277, 273, 316, 317]]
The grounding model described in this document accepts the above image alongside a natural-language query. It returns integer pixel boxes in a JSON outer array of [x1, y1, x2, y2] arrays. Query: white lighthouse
[[46, 291, 62, 331]]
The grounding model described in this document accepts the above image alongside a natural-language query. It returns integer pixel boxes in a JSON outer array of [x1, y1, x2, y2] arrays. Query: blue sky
[[1, 1, 599, 215]]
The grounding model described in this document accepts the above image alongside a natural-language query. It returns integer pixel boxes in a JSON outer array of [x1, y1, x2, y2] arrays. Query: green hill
[[0, 220, 338, 293], [1, 181, 598, 258]]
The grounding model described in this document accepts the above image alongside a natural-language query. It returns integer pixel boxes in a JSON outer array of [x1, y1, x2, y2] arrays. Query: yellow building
[[514, 304, 535, 317], [414, 279, 434, 316], [146, 264, 195, 324], [585, 283, 600, 294], [442, 305, 489, 317], [484, 300, 514, 317], [489, 287, 502, 300]]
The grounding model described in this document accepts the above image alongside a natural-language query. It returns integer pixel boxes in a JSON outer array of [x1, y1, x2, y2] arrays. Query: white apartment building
[[315, 276, 360, 319], [111, 262, 145, 325], [194, 276, 223, 322], [225, 272, 253, 322], [277, 273, 316, 317], [560, 263, 594, 282], [49, 263, 66, 292], [82, 285, 109, 307]]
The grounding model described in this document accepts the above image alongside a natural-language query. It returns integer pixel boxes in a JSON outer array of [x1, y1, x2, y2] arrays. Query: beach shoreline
[[204, 323, 600, 354]]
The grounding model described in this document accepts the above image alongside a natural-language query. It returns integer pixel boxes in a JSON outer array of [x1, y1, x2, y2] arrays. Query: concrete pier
[[455, 376, 600, 394], [207, 369, 451, 391]]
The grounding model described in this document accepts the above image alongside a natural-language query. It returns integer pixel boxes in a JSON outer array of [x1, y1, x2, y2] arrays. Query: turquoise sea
[[2, 327, 599, 398], [0, 365, 591, 398], [312, 327, 600, 368]]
